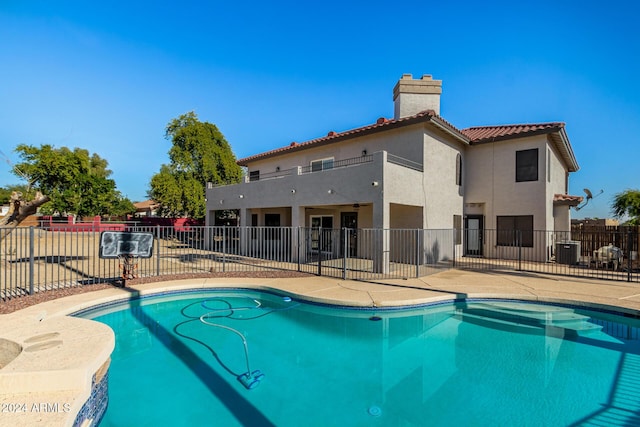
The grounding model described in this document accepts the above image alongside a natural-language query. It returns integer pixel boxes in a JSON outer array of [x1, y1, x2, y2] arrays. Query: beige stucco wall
[[464, 134, 552, 230], [547, 140, 572, 232], [207, 120, 466, 246], [422, 130, 464, 229], [394, 92, 441, 118], [245, 125, 426, 179], [207, 154, 382, 221], [208, 122, 571, 244], [463, 134, 575, 262]]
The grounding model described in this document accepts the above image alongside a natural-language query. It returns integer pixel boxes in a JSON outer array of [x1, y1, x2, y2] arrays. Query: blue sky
[[1, 0, 638, 219]]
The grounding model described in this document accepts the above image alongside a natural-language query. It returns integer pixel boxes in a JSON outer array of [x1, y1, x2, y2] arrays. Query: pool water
[[79, 291, 640, 426]]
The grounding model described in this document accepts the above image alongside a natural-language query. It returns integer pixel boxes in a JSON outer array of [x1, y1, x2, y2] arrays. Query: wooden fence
[[571, 225, 639, 258]]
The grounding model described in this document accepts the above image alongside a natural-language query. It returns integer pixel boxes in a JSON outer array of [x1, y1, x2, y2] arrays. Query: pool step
[[460, 302, 602, 335]]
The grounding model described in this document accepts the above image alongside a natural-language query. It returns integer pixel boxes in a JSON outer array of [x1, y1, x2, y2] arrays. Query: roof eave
[[429, 116, 471, 144], [468, 126, 563, 145], [554, 127, 579, 173], [237, 111, 469, 165], [553, 194, 584, 207], [469, 125, 579, 173]]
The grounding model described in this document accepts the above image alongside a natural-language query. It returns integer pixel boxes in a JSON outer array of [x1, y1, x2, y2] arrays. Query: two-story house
[[205, 74, 580, 270]]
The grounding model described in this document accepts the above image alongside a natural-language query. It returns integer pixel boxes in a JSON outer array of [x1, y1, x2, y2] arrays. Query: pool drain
[[368, 405, 382, 417]]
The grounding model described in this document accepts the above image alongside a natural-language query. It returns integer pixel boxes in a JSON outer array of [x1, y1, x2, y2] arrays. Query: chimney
[[393, 74, 442, 119]]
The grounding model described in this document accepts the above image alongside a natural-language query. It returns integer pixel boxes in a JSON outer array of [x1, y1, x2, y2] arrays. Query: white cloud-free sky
[[1, 0, 638, 219]]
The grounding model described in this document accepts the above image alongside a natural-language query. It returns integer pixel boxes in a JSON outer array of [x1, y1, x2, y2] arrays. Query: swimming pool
[[77, 289, 640, 426]]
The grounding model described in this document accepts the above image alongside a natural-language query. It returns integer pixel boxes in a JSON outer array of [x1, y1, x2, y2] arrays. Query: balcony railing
[[250, 168, 295, 181], [299, 154, 373, 174], [206, 153, 424, 188]]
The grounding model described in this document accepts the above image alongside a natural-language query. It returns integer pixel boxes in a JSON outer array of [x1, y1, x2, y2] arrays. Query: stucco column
[[238, 208, 248, 256], [290, 205, 305, 262], [372, 189, 390, 274]]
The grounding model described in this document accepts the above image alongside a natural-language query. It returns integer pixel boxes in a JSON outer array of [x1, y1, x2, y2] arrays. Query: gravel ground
[[0, 271, 313, 314]]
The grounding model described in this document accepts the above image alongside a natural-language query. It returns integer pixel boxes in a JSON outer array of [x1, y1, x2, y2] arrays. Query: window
[[455, 153, 462, 186], [311, 158, 334, 172], [249, 170, 260, 182], [497, 215, 533, 247], [547, 148, 551, 182], [265, 213, 281, 240], [516, 149, 538, 182], [265, 214, 280, 227], [250, 214, 259, 238], [310, 216, 333, 252]]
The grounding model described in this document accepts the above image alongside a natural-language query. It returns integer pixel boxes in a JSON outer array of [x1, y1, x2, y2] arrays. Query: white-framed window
[[310, 157, 334, 172]]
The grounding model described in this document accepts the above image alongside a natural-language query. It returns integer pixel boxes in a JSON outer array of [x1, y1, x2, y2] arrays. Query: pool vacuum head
[[238, 370, 265, 389]]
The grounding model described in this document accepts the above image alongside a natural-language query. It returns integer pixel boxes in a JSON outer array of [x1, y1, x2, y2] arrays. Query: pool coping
[[2, 269, 640, 426]]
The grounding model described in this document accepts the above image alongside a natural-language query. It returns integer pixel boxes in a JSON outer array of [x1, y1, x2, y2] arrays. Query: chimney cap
[[393, 73, 442, 98], [401, 73, 434, 81]]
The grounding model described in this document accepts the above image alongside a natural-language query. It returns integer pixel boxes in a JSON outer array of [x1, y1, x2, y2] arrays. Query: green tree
[[149, 112, 242, 219], [109, 192, 137, 220], [611, 189, 640, 225], [13, 144, 128, 218]]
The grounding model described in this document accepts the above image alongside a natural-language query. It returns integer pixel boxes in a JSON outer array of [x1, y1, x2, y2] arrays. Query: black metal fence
[[455, 229, 640, 282], [0, 226, 454, 301], [1, 225, 638, 303]]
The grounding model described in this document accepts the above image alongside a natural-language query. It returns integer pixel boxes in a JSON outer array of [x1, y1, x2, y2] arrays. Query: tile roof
[[237, 110, 468, 165], [134, 200, 159, 211], [236, 113, 577, 171], [462, 122, 579, 172], [553, 194, 583, 206], [461, 123, 565, 144]]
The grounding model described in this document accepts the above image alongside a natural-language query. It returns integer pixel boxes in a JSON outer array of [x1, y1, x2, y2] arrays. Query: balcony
[[206, 152, 422, 189]]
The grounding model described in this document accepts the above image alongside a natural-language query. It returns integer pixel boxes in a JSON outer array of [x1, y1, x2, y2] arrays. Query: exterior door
[[310, 216, 333, 254], [465, 215, 484, 256], [340, 212, 358, 257]]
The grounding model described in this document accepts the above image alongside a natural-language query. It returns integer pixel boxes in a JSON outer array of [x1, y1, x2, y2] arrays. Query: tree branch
[[0, 191, 50, 240]]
